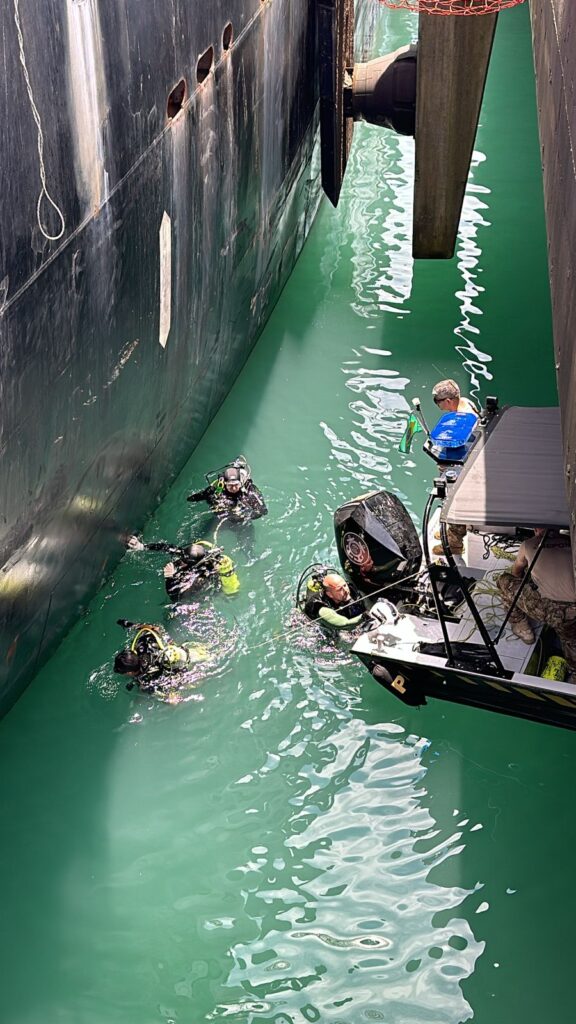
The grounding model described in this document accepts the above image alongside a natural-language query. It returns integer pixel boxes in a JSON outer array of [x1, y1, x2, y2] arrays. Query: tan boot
[[510, 617, 535, 645], [432, 540, 464, 557]]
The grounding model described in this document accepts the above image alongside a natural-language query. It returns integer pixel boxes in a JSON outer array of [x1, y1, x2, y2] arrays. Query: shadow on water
[[0, 157, 330, 1023], [0, 635, 124, 1019]]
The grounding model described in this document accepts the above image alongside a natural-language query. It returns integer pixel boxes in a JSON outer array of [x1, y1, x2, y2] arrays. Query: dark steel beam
[[317, 0, 355, 206], [413, 13, 498, 259]]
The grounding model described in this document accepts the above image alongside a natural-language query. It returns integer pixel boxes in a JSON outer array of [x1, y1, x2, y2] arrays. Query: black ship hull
[[0, 0, 375, 713]]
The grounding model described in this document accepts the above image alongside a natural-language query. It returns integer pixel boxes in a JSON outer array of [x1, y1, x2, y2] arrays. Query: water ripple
[[221, 715, 483, 1022]]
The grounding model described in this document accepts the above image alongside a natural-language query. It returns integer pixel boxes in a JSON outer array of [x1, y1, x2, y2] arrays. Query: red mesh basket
[[379, 1, 525, 14]]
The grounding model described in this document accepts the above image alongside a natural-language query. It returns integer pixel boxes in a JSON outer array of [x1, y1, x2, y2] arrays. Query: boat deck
[[354, 514, 540, 676], [443, 524, 540, 674]]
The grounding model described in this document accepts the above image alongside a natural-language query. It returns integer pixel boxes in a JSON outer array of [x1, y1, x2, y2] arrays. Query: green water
[[1, 8, 574, 1023]]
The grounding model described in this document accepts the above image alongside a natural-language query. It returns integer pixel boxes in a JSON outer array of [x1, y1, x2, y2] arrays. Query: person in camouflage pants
[[496, 529, 576, 675]]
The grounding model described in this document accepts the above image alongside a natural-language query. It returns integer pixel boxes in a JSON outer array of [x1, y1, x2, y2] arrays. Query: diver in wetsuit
[[304, 572, 366, 631], [114, 621, 209, 693], [126, 537, 239, 600], [187, 459, 267, 522]]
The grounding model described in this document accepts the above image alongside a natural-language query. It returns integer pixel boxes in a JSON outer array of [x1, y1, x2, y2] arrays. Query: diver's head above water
[[183, 543, 208, 564], [223, 467, 242, 494], [322, 572, 350, 605], [114, 649, 141, 676]]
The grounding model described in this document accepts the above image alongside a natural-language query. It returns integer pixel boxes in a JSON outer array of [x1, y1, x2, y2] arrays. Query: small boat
[[341, 403, 576, 730]]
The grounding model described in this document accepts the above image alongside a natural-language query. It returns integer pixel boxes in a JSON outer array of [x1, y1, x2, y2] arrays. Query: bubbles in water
[[87, 666, 120, 701], [287, 608, 360, 668]]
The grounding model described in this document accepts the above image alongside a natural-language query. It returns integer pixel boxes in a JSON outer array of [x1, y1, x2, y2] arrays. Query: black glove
[[125, 681, 135, 691], [117, 618, 134, 628], [187, 491, 202, 503]]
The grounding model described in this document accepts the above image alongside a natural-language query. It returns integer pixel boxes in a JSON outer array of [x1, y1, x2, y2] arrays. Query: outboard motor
[[334, 490, 422, 597]]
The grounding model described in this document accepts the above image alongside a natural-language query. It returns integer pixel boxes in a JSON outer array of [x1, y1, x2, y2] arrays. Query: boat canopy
[[442, 406, 569, 530]]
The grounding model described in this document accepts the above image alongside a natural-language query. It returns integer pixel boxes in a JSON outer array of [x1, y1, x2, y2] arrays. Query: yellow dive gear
[[306, 577, 322, 594], [184, 643, 210, 663], [162, 644, 190, 671], [195, 539, 239, 594], [541, 655, 568, 682], [218, 555, 240, 595]]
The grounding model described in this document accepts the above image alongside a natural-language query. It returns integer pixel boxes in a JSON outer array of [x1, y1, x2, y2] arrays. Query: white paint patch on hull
[[65, 0, 109, 213], [159, 211, 172, 349]]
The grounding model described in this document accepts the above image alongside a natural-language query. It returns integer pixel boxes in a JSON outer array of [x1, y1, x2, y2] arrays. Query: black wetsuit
[[128, 626, 188, 693], [188, 480, 267, 521], [140, 541, 221, 600], [304, 588, 365, 630]]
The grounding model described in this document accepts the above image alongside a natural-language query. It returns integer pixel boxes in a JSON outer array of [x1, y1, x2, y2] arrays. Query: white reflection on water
[[319, 130, 495, 501], [455, 153, 495, 399], [208, 71, 498, 1024], [349, 132, 415, 320], [318, 127, 417, 498], [218, 711, 483, 1023]]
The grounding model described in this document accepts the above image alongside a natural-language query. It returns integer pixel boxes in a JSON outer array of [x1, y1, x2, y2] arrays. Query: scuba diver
[[114, 620, 210, 693], [126, 536, 239, 600], [187, 457, 267, 522], [302, 570, 366, 631]]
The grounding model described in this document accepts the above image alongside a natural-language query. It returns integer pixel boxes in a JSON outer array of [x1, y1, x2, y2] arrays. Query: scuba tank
[[130, 626, 206, 674], [306, 577, 323, 598], [194, 540, 240, 595], [217, 554, 240, 595], [182, 642, 210, 664], [130, 625, 186, 675], [155, 638, 210, 672], [296, 564, 332, 618], [162, 642, 192, 672]]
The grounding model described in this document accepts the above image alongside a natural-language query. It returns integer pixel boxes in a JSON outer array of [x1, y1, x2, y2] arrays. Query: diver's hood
[[208, 456, 252, 489], [234, 462, 251, 488]]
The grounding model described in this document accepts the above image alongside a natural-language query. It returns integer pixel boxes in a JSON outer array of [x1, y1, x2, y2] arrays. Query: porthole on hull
[[196, 46, 214, 84], [167, 79, 186, 119], [222, 23, 233, 52]]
